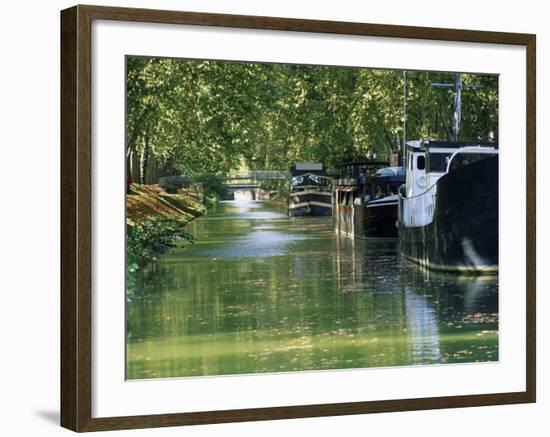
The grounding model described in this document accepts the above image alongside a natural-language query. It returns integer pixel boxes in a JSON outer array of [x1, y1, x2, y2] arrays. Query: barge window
[[417, 155, 425, 170], [291, 176, 304, 187]]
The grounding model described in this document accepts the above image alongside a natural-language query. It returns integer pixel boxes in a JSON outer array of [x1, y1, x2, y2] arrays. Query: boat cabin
[[401, 140, 498, 228], [405, 140, 498, 196], [365, 166, 406, 202], [290, 173, 331, 191]]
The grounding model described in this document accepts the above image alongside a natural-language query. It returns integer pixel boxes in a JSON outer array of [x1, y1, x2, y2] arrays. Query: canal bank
[[126, 200, 498, 379], [126, 183, 208, 272]]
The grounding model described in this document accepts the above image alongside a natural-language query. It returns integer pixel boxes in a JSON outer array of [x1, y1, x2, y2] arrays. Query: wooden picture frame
[[60, 4, 536, 432]]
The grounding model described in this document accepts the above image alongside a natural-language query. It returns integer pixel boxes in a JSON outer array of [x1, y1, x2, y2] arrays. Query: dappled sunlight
[[127, 201, 499, 379]]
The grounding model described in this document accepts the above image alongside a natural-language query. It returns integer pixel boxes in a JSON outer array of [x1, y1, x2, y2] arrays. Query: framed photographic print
[[60, 4, 536, 432]]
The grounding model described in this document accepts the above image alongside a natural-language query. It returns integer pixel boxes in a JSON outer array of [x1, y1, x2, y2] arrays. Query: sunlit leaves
[[126, 58, 498, 179]]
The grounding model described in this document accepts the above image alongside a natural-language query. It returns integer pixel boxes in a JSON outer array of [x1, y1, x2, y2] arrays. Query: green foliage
[[257, 180, 289, 203], [126, 219, 194, 273], [127, 57, 499, 178], [193, 174, 226, 203]]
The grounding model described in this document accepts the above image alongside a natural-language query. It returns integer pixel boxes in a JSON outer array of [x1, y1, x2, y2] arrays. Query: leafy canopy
[[127, 57, 498, 177]]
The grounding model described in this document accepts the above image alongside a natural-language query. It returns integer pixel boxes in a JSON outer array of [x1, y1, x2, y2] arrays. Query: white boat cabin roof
[[406, 140, 498, 152], [295, 162, 323, 171], [406, 140, 498, 173], [404, 140, 498, 199]]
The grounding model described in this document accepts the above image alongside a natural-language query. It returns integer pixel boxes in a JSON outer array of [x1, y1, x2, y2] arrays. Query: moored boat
[[288, 163, 332, 216], [364, 194, 399, 238], [363, 166, 406, 238], [334, 161, 405, 238], [397, 140, 499, 273]]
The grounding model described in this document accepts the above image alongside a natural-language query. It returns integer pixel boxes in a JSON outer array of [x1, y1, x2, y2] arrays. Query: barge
[[334, 161, 405, 238], [288, 163, 332, 216], [397, 140, 499, 273]]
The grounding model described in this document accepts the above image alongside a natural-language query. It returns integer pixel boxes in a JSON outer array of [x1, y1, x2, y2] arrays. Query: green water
[[126, 200, 498, 380]]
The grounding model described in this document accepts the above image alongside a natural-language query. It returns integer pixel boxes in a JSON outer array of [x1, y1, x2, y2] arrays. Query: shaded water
[[127, 200, 498, 379]]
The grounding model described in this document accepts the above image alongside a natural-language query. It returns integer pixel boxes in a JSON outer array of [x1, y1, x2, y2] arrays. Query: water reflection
[[404, 288, 441, 363], [127, 201, 498, 379]]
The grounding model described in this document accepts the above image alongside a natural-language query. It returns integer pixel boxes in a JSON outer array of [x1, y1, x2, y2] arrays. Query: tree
[[126, 57, 499, 181]]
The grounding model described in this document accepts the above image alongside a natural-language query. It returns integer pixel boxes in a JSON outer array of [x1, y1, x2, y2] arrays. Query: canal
[[127, 200, 498, 380]]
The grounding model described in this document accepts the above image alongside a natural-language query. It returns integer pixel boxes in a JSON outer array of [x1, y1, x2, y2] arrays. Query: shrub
[[126, 218, 194, 273]]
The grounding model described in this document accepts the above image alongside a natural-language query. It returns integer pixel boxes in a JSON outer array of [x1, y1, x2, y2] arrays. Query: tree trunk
[[126, 149, 140, 183], [140, 137, 149, 184]]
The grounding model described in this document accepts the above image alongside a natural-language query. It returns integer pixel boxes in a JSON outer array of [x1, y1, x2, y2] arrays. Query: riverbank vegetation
[[126, 184, 206, 273]]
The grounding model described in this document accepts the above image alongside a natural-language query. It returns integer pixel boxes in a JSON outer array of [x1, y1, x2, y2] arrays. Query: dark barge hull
[[288, 191, 332, 217], [364, 198, 398, 238], [399, 156, 498, 273], [289, 204, 332, 217]]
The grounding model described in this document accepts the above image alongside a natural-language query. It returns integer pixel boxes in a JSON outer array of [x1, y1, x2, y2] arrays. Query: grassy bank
[[126, 184, 207, 273]]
